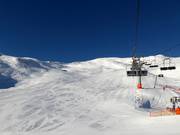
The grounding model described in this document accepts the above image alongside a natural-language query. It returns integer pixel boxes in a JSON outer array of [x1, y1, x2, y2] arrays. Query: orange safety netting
[[149, 109, 176, 117], [175, 108, 180, 115]]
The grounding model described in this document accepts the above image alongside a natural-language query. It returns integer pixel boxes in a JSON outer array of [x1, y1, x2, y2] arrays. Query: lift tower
[[127, 0, 147, 89]]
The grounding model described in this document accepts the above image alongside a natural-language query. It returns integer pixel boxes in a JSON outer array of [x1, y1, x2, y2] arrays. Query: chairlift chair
[[158, 74, 164, 77], [149, 57, 159, 68], [144, 61, 152, 66], [160, 67, 168, 70], [160, 57, 176, 71], [167, 66, 176, 70], [127, 70, 148, 76], [145, 63, 151, 66], [160, 66, 176, 70], [149, 65, 159, 68], [127, 57, 148, 76]]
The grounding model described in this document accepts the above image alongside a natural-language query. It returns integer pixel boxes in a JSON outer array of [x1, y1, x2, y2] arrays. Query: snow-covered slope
[[0, 54, 180, 135]]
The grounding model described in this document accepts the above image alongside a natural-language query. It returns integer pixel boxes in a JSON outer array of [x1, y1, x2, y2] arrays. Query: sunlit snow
[[0, 54, 179, 135]]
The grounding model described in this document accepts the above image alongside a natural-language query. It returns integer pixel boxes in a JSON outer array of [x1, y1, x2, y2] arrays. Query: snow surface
[[0, 54, 179, 135]]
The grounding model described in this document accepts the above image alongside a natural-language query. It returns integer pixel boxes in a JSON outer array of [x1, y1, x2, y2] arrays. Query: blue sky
[[0, 0, 180, 62]]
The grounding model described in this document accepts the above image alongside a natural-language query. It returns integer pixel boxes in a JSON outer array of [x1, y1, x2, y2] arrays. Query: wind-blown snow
[[0, 54, 179, 135]]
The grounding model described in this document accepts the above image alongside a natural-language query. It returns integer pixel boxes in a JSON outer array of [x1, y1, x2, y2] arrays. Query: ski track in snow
[[0, 54, 179, 135]]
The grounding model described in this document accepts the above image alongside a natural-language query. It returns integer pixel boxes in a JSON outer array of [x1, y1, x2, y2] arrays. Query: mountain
[[0, 54, 179, 135]]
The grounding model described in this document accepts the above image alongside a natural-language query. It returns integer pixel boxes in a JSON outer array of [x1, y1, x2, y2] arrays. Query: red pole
[[137, 73, 142, 89], [137, 83, 142, 89]]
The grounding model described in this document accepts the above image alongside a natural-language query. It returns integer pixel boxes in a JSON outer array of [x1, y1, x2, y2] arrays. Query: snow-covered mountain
[[0, 54, 180, 135]]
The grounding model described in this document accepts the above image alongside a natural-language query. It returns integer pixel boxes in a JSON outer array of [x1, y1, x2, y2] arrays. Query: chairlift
[[145, 63, 151, 66], [160, 66, 176, 70], [168, 66, 176, 70], [158, 74, 164, 77], [127, 70, 148, 76], [149, 57, 159, 68], [127, 57, 148, 76], [149, 65, 158, 68], [144, 61, 152, 66], [160, 67, 168, 70], [160, 57, 176, 71]]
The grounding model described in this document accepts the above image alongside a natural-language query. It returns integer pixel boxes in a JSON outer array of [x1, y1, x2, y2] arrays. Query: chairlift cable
[[132, 0, 140, 58]]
